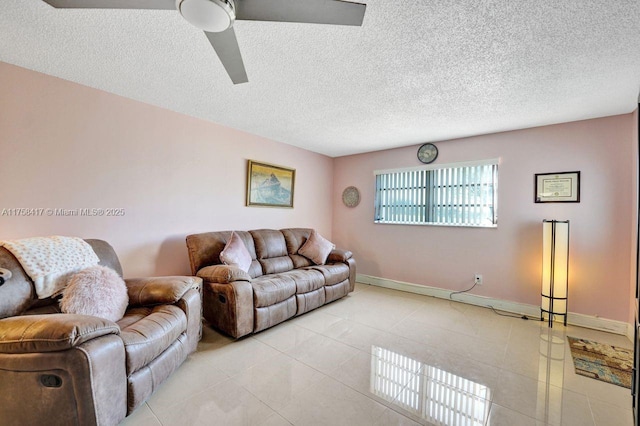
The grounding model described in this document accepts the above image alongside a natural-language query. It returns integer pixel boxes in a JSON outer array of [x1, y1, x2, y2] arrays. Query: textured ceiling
[[2, 1, 640, 157]]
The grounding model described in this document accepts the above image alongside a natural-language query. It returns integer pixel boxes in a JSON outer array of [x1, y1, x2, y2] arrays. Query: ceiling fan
[[40, 0, 367, 84]]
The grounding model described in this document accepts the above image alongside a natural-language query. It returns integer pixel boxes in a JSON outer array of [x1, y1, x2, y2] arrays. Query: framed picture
[[535, 171, 580, 203], [246, 160, 295, 208]]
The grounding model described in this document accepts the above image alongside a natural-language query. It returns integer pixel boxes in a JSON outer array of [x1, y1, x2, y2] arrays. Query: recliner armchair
[[0, 239, 202, 426]]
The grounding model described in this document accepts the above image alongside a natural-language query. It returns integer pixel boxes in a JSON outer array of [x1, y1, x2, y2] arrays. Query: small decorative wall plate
[[417, 143, 438, 164], [342, 186, 360, 207]]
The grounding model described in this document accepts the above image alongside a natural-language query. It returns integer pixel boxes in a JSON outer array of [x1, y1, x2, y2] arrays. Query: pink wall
[[631, 108, 638, 325], [2, 62, 636, 323], [332, 114, 636, 322], [0, 62, 333, 277]]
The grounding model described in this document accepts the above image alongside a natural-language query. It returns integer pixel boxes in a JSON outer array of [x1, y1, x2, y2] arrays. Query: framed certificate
[[535, 171, 580, 203]]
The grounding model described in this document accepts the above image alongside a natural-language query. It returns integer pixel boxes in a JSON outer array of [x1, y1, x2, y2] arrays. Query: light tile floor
[[121, 283, 635, 425]]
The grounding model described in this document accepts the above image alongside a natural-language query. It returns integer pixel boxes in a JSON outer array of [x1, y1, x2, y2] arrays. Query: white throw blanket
[[0, 236, 99, 299]]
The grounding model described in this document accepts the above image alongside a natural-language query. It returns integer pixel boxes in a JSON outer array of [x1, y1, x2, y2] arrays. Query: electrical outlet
[[474, 274, 483, 285]]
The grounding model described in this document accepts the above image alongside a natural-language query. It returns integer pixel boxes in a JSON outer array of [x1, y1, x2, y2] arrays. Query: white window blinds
[[374, 159, 498, 227]]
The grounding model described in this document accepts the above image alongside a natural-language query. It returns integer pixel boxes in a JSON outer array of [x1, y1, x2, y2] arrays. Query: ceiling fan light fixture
[[177, 0, 235, 33]]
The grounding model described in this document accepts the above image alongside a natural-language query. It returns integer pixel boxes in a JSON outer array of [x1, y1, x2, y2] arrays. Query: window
[[374, 159, 498, 227]]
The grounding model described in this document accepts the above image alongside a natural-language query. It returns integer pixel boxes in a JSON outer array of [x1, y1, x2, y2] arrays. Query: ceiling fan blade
[[235, 0, 366, 26], [204, 28, 249, 85], [40, 0, 175, 9]]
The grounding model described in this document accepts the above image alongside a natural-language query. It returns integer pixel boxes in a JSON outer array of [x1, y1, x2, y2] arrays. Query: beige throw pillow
[[220, 231, 252, 272], [60, 265, 128, 322], [298, 230, 335, 265]]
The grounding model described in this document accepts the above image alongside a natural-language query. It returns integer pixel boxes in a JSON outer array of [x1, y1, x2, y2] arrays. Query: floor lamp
[[541, 219, 570, 327]]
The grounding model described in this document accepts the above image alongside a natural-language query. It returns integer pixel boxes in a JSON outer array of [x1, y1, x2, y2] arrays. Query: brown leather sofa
[[186, 228, 355, 339], [0, 239, 202, 426]]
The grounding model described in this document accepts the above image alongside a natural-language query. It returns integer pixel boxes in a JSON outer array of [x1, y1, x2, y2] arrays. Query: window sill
[[374, 221, 497, 229]]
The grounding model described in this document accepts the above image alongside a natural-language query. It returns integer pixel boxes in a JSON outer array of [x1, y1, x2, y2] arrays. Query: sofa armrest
[[125, 276, 202, 307], [203, 280, 254, 338], [0, 314, 119, 354], [327, 249, 353, 263], [197, 265, 251, 284]]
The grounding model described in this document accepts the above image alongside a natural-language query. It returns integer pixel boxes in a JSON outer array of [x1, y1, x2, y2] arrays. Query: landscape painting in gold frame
[[246, 160, 295, 208]]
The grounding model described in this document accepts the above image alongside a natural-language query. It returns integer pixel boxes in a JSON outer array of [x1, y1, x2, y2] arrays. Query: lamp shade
[[541, 220, 569, 326]]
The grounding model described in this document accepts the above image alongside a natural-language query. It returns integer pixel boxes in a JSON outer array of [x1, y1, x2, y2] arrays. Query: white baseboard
[[357, 274, 631, 337], [626, 323, 635, 342]]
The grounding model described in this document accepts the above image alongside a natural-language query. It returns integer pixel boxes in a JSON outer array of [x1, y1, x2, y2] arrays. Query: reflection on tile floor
[[371, 345, 492, 425], [121, 283, 635, 426]]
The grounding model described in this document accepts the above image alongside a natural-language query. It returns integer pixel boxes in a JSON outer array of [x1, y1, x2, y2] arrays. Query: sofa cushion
[[251, 275, 297, 308], [296, 288, 326, 315], [127, 334, 190, 414], [281, 228, 311, 252], [60, 265, 128, 322], [325, 279, 351, 303], [220, 231, 252, 272], [260, 256, 294, 275], [280, 269, 325, 294], [186, 231, 262, 278], [310, 263, 350, 286], [281, 228, 314, 269], [118, 305, 187, 375], [251, 229, 288, 258], [251, 229, 294, 274], [254, 296, 296, 333], [298, 230, 335, 265], [288, 254, 313, 269]]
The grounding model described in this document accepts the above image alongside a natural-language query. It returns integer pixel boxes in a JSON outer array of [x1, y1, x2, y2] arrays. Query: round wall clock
[[417, 143, 438, 164], [342, 186, 360, 207]]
